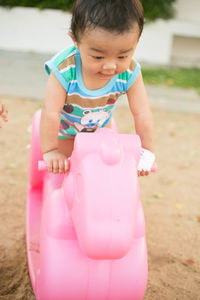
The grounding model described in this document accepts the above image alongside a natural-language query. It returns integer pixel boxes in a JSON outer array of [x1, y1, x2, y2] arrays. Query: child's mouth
[[98, 72, 116, 78]]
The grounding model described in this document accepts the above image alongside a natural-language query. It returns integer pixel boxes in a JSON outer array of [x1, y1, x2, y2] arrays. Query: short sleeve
[[44, 45, 76, 92], [126, 59, 141, 90], [118, 58, 141, 91]]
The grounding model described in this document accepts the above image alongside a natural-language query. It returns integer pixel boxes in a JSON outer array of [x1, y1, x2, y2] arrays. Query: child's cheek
[[90, 63, 101, 73]]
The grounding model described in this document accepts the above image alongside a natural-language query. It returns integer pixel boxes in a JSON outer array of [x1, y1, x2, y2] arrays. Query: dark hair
[[70, 0, 144, 42]]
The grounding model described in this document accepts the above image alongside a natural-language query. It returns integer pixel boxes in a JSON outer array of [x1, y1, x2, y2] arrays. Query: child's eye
[[118, 56, 128, 60], [93, 56, 104, 60]]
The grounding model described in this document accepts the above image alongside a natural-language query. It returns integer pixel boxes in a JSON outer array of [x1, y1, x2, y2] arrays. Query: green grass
[[142, 67, 200, 94]]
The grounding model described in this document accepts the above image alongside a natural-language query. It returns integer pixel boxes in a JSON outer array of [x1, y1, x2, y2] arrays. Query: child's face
[[72, 25, 139, 81]]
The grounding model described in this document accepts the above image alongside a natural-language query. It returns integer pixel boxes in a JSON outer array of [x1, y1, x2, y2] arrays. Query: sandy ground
[[0, 96, 200, 300]]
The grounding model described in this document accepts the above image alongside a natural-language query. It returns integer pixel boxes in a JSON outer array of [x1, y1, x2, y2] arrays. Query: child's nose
[[103, 62, 117, 71]]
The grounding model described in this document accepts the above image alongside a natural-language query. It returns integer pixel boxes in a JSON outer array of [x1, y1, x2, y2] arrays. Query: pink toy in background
[[26, 109, 156, 300]]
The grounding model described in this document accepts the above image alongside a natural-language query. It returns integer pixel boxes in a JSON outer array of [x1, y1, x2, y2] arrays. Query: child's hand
[[43, 149, 69, 173], [0, 103, 8, 127], [137, 148, 155, 176]]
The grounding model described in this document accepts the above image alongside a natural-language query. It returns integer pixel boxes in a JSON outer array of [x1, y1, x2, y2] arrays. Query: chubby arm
[[40, 72, 69, 173], [127, 71, 155, 175]]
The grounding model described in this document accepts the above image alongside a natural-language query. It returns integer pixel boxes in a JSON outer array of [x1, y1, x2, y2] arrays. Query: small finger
[[47, 161, 53, 173], [2, 115, 8, 122], [140, 170, 145, 176], [1, 108, 8, 122], [53, 160, 59, 173], [58, 159, 64, 173], [64, 159, 69, 172], [1, 104, 8, 114]]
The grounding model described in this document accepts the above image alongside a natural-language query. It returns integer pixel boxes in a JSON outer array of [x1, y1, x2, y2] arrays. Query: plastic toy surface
[[26, 109, 150, 300]]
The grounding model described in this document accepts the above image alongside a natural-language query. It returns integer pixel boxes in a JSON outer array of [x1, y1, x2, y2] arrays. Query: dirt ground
[[0, 96, 200, 300]]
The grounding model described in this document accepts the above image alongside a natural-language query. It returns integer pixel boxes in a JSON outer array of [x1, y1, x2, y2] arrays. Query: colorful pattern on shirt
[[45, 45, 141, 138]]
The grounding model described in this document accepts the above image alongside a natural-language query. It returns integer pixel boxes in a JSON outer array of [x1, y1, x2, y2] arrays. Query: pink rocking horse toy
[[26, 109, 156, 300]]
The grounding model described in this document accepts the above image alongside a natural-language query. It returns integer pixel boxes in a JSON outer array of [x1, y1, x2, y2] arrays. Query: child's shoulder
[[45, 45, 76, 75], [118, 58, 140, 79], [44, 46, 77, 90], [118, 58, 141, 90]]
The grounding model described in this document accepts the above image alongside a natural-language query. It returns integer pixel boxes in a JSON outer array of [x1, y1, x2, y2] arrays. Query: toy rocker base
[[26, 109, 149, 300]]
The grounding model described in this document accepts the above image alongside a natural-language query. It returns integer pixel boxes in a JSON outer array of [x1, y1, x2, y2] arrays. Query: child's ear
[[68, 31, 79, 49]]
